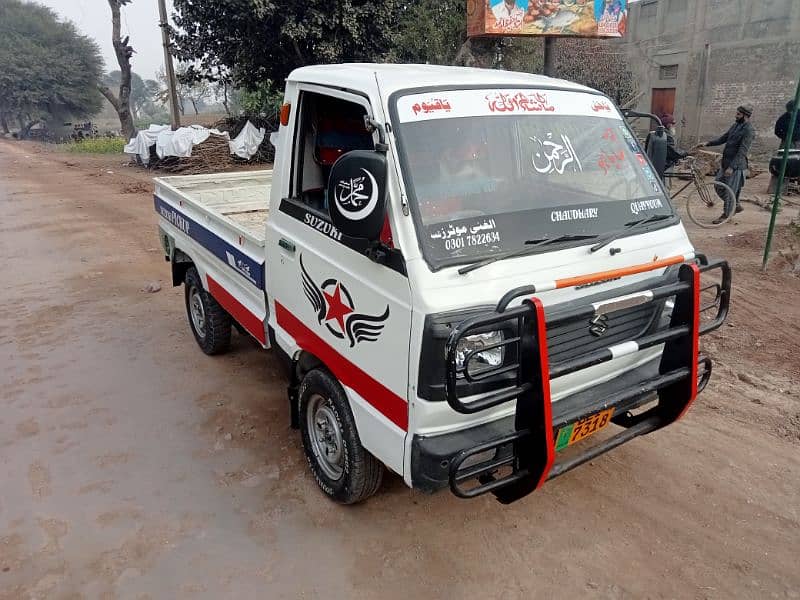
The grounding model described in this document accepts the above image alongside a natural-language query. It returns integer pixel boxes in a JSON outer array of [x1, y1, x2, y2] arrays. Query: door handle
[[278, 237, 296, 253]]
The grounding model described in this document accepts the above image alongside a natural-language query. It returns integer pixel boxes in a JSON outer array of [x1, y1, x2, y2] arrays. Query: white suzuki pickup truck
[[155, 64, 731, 504]]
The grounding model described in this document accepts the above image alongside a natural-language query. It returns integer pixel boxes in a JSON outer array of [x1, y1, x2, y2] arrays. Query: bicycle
[[666, 155, 737, 228], [622, 109, 737, 229]]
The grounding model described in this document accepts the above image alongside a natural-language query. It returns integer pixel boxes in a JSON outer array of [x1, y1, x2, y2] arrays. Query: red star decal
[[323, 283, 354, 333]]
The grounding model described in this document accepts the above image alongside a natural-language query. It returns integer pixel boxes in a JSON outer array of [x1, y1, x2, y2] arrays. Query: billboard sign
[[467, 0, 627, 38]]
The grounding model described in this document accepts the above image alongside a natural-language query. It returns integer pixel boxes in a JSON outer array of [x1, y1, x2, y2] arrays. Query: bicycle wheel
[[684, 180, 737, 228]]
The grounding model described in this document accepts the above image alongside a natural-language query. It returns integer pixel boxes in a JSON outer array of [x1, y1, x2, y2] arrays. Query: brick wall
[[701, 40, 800, 158], [620, 0, 800, 160]]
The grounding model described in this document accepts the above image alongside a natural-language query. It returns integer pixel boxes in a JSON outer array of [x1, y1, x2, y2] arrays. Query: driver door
[[267, 84, 412, 476]]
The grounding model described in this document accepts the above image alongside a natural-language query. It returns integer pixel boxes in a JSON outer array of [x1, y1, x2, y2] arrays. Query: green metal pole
[[762, 76, 800, 270]]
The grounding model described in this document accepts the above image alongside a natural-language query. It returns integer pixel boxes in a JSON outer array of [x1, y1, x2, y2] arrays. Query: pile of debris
[[152, 134, 234, 175], [213, 113, 279, 164], [125, 118, 276, 174]]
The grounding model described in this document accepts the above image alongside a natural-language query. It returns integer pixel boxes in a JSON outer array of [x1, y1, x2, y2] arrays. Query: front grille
[[546, 301, 663, 364]]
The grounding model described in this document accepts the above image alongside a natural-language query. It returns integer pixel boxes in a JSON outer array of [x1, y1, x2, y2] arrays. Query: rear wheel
[[184, 267, 231, 355], [299, 369, 383, 504], [685, 180, 736, 228]]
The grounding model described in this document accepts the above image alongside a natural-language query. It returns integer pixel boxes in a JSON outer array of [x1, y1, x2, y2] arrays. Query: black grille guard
[[443, 254, 732, 503]]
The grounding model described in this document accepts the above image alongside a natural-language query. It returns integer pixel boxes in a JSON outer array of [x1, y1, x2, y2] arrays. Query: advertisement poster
[[467, 0, 627, 38]]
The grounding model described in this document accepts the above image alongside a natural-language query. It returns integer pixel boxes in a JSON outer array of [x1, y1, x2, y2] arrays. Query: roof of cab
[[288, 63, 598, 98]]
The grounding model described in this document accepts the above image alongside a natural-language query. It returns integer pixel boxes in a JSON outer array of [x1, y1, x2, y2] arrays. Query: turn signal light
[[280, 103, 291, 126]]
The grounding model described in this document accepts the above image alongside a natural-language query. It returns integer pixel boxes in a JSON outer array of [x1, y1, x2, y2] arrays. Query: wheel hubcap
[[189, 285, 206, 338], [307, 393, 344, 480]]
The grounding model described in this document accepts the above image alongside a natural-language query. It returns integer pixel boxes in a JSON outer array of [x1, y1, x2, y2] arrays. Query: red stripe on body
[[207, 275, 267, 344], [676, 263, 701, 420], [530, 297, 555, 489], [275, 302, 408, 431]]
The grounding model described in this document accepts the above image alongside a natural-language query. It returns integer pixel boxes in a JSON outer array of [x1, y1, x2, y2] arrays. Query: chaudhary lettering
[[551, 207, 599, 222]]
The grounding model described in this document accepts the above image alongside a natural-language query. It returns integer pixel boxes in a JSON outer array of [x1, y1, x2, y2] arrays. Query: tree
[[393, 0, 466, 65], [103, 71, 161, 120], [157, 65, 210, 116], [169, 0, 635, 112], [551, 39, 638, 106], [170, 0, 401, 94], [0, 0, 103, 136], [177, 65, 210, 115], [98, 0, 137, 140], [213, 71, 234, 116]]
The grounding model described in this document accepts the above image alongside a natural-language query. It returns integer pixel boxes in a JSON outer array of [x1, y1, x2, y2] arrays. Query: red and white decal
[[397, 89, 621, 123], [591, 99, 613, 112], [486, 91, 554, 114], [411, 97, 452, 116], [300, 255, 389, 348], [207, 275, 266, 344], [275, 302, 408, 431]]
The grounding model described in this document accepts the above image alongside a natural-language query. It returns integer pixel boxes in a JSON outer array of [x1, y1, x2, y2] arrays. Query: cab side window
[[292, 92, 374, 214]]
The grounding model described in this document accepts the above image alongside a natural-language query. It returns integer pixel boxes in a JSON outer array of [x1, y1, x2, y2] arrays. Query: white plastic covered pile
[[124, 121, 266, 165]]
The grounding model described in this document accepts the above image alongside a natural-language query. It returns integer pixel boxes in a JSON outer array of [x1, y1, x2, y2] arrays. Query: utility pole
[[543, 37, 555, 77], [158, 0, 181, 130]]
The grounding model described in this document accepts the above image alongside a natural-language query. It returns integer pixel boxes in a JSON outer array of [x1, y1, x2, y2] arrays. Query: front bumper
[[411, 357, 703, 493], [412, 255, 730, 503]]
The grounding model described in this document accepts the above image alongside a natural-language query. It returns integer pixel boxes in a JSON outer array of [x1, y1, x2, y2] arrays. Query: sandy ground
[[1, 139, 799, 600]]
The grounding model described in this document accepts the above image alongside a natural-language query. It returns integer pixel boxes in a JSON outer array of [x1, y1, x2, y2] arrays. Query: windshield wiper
[[589, 214, 674, 253], [458, 234, 598, 275]]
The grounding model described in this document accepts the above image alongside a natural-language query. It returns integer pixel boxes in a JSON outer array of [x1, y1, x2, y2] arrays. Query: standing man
[[774, 100, 800, 149], [767, 100, 800, 193], [698, 104, 755, 224]]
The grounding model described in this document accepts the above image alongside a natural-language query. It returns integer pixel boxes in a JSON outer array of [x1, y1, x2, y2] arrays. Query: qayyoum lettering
[[630, 198, 664, 215]]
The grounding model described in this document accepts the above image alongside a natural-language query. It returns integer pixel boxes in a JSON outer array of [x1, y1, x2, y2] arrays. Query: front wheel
[[684, 180, 736, 228], [299, 369, 383, 504]]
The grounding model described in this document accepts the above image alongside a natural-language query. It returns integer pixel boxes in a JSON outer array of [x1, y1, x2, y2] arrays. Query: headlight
[[455, 331, 505, 375]]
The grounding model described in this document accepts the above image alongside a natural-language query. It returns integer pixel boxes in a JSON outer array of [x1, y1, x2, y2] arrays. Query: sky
[[35, 0, 174, 81]]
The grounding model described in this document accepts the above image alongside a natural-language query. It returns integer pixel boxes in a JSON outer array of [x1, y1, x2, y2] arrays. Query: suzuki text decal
[[300, 255, 389, 348]]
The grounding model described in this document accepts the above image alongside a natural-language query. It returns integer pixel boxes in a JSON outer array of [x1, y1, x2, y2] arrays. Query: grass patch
[[62, 137, 127, 154]]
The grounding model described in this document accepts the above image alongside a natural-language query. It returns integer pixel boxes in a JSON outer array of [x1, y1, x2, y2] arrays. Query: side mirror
[[327, 150, 388, 241], [647, 127, 668, 181]]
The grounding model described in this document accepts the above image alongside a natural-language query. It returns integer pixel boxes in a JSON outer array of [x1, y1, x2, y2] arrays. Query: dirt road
[[1, 139, 799, 599]]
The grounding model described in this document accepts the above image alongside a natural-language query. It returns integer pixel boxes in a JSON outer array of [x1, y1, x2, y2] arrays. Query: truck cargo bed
[[154, 171, 272, 244]]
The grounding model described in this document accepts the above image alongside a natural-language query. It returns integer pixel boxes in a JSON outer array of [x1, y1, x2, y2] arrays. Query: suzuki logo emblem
[[589, 314, 609, 337]]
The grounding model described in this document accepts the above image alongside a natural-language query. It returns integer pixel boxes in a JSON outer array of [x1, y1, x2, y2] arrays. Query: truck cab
[[156, 64, 730, 504]]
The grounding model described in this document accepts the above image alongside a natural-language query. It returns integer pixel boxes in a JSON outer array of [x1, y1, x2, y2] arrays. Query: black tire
[[298, 369, 383, 504], [685, 180, 737, 228], [184, 267, 231, 355]]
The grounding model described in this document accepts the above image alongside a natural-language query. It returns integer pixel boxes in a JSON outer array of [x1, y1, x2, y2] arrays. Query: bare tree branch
[[98, 85, 121, 111], [105, 0, 137, 139]]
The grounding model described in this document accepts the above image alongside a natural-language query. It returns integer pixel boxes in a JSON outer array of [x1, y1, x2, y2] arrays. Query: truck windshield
[[392, 88, 675, 270]]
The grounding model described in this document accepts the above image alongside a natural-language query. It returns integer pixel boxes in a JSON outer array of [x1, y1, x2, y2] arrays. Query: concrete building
[[619, 0, 800, 158]]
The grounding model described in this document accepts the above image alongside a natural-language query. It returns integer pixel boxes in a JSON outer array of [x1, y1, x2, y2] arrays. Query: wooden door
[[651, 88, 676, 119]]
